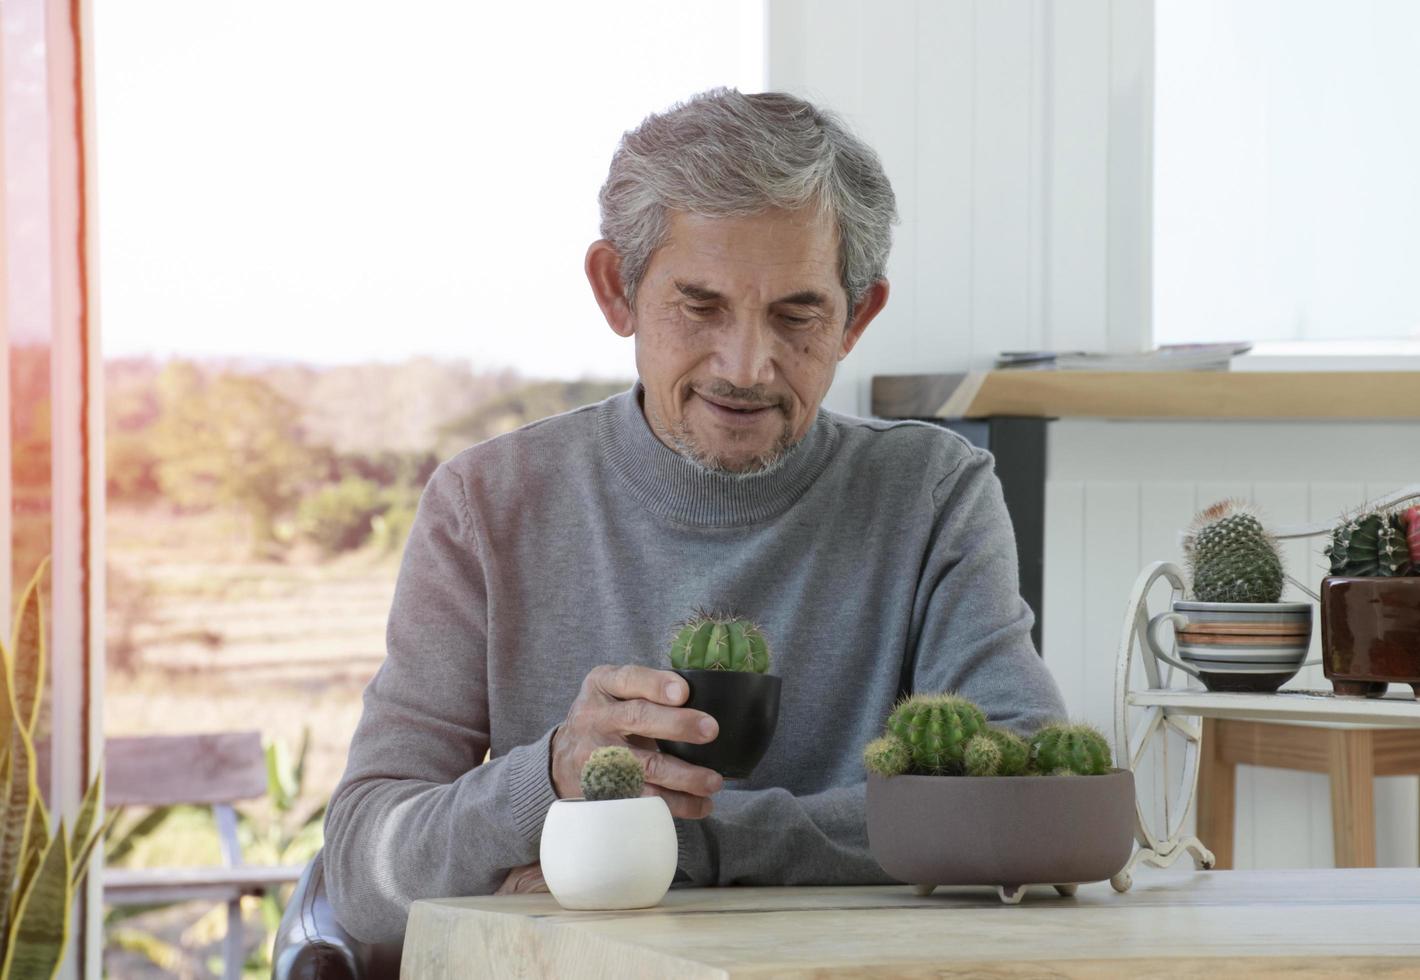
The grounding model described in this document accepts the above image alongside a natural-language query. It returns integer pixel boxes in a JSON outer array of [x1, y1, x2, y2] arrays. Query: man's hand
[[551, 664, 723, 819], [494, 862, 549, 895]]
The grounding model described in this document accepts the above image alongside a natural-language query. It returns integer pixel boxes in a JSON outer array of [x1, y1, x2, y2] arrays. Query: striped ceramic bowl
[[1147, 601, 1317, 693]]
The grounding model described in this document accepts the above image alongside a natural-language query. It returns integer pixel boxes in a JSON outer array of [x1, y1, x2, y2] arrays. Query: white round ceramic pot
[[538, 796, 677, 911]]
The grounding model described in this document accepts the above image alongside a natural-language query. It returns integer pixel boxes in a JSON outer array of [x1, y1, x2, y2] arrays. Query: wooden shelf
[[872, 371, 1420, 419], [1129, 688, 1420, 728]]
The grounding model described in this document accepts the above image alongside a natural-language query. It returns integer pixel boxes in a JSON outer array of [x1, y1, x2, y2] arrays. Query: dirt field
[[103, 504, 401, 977]]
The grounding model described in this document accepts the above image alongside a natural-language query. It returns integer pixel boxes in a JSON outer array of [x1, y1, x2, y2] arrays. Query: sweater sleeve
[[321, 462, 560, 946], [911, 446, 1070, 734], [671, 443, 1069, 887], [672, 785, 898, 886]]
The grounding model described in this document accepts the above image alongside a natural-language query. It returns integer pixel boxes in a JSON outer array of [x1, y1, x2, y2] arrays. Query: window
[[1153, 0, 1420, 349]]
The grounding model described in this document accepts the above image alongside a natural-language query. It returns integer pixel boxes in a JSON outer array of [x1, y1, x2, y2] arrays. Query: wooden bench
[[100, 731, 306, 980]]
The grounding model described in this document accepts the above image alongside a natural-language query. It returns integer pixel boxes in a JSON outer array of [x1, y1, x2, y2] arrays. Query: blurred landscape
[[100, 356, 630, 977]]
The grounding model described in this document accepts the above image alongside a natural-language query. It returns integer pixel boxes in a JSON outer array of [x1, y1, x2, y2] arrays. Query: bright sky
[[94, 1, 764, 379]]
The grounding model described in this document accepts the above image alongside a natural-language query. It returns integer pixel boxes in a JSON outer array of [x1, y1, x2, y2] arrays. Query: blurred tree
[[105, 369, 163, 502], [152, 362, 319, 552], [436, 379, 629, 457]]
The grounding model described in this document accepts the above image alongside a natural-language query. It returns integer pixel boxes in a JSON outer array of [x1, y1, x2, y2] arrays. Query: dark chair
[[271, 848, 403, 980]]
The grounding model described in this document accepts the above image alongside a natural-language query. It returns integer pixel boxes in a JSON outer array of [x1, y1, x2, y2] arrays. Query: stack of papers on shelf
[[996, 341, 1253, 371]]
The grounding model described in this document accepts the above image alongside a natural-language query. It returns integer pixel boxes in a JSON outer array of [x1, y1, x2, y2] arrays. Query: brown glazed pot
[[865, 768, 1136, 904], [1320, 576, 1420, 698]]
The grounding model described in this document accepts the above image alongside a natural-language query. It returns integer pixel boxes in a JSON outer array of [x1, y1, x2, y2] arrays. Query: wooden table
[[401, 868, 1420, 978]]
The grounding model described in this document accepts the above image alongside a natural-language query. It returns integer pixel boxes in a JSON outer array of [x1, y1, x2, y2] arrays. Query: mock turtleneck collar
[[597, 379, 839, 528]]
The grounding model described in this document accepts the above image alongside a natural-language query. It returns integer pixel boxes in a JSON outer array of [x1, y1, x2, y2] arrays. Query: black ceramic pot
[[656, 669, 781, 779]]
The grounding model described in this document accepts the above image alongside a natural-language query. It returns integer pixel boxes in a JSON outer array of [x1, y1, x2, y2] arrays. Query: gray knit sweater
[[323, 378, 1069, 944]]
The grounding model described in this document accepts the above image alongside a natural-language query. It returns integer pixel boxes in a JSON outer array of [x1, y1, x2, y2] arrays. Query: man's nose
[[714, 316, 777, 389]]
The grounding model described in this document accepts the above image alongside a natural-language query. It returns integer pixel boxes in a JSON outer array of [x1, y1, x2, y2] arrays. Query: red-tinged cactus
[[1404, 507, 1420, 568]]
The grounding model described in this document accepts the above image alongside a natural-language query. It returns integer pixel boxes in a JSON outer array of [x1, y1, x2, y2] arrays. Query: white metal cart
[[1110, 485, 1420, 891]]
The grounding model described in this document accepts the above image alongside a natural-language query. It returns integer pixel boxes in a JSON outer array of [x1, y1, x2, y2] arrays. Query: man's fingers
[[609, 697, 717, 744], [494, 862, 549, 895], [591, 663, 690, 707], [631, 746, 724, 797], [646, 783, 715, 820]]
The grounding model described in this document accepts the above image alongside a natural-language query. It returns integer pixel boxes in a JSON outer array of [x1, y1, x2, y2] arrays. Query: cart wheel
[[1054, 884, 1078, 897], [1110, 871, 1133, 893], [1115, 562, 1208, 863], [912, 883, 936, 897]]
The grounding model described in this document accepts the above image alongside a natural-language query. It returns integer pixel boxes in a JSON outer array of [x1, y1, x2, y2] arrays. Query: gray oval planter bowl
[[866, 768, 1136, 904]]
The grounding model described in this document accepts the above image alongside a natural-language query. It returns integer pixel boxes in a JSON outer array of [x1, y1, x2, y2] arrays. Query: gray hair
[[597, 87, 898, 322]]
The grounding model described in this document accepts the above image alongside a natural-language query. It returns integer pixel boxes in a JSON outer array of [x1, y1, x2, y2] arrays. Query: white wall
[[766, 0, 1420, 870], [768, 0, 1154, 418]]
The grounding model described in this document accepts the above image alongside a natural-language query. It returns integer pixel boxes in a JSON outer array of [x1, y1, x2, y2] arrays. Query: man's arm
[[673, 446, 1069, 886], [907, 446, 1070, 732], [673, 784, 896, 886], [321, 463, 558, 946]]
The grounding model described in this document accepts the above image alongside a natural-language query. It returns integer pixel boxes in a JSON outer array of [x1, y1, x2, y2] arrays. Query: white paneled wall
[[767, 0, 1154, 417], [1045, 420, 1420, 868], [766, 0, 1420, 870]]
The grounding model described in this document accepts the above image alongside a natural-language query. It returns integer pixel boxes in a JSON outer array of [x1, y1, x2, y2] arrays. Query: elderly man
[[323, 87, 1068, 945]]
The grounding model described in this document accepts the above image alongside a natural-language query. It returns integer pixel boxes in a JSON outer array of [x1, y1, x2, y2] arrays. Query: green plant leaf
[[71, 805, 121, 894], [0, 818, 70, 980], [104, 806, 174, 867], [10, 800, 48, 930], [67, 769, 102, 868], [298, 802, 327, 834], [264, 739, 295, 813], [8, 560, 48, 739], [105, 926, 185, 972], [293, 725, 311, 797]]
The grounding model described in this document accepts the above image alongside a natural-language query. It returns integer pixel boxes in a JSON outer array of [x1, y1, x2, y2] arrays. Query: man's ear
[[838, 278, 889, 360], [585, 240, 635, 338]]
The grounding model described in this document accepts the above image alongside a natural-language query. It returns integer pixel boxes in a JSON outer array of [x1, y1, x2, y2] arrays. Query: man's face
[[596, 207, 881, 476]]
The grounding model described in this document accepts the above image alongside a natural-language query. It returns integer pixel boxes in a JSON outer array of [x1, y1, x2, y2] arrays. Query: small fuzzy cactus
[[580, 746, 645, 801], [1405, 507, 1420, 567], [962, 729, 1034, 777], [1028, 723, 1113, 776], [862, 735, 912, 778], [1326, 509, 1414, 577], [668, 608, 771, 672], [984, 727, 1031, 776], [963, 733, 1003, 777], [885, 693, 988, 776], [1183, 500, 1286, 603]]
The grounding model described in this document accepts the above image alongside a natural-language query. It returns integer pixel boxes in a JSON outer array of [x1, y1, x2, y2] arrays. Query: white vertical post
[[0, 0, 14, 640], [44, 0, 104, 976], [1106, 0, 1156, 354]]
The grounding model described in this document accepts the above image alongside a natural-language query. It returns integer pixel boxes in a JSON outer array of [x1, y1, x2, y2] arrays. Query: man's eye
[[780, 314, 811, 326], [687, 306, 717, 317]]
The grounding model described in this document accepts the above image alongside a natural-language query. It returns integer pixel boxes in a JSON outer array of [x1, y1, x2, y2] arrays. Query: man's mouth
[[700, 393, 774, 421]]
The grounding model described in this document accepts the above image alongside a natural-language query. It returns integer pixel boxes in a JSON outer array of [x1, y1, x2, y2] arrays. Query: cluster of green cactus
[[862, 693, 1114, 778], [1325, 508, 1415, 577], [580, 746, 646, 801], [1182, 500, 1286, 603], [883, 693, 987, 775], [668, 608, 771, 672]]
